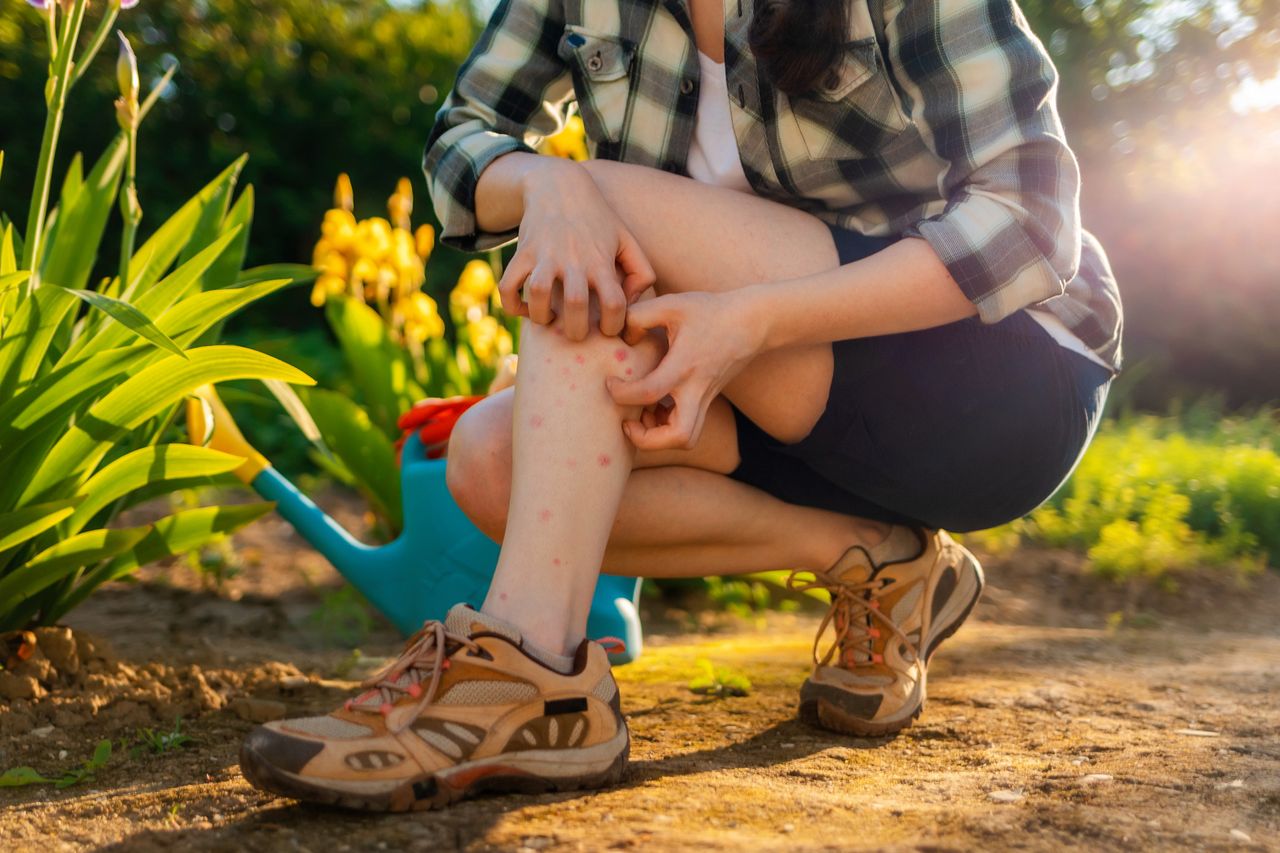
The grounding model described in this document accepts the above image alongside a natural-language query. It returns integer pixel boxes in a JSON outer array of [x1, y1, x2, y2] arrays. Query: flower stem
[[117, 124, 140, 295], [21, 0, 90, 285]]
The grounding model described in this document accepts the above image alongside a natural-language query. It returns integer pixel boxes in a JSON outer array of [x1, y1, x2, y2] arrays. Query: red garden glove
[[395, 396, 484, 462]]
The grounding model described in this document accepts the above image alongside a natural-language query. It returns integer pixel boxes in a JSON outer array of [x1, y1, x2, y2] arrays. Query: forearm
[[744, 237, 978, 351], [475, 152, 586, 234]]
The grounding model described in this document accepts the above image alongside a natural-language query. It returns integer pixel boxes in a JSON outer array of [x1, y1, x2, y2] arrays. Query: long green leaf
[[326, 296, 422, 436], [0, 498, 81, 553], [0, 284, 79, 400], [0, 527, 149, 621], [63, 289, 186, 358], [17, 346, 312, 505], [0, 280, 292, 456], [174, 155, 246, 273], [66, 444, 244, 534], [203, 185, 253, 292], [119, 157, 247, 298], [0, 224, 17, 275], [39, 139, 127, 293], [62, 227, 241, 363], [235, 263, 316, 288], [300, 387, 402, 529], [49, 502, 274, 622]]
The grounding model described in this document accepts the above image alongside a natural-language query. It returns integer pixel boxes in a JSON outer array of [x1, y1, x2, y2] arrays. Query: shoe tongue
[[444, 603, 522, 644]]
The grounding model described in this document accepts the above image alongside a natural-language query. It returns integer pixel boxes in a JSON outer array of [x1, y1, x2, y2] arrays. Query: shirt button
[[680, 77, 695, 95]]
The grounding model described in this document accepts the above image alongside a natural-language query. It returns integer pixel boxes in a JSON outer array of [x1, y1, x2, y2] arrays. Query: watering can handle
[[186, 385, 271, 484]]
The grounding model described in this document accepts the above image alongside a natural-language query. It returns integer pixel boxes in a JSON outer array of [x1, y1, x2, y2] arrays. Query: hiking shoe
[[239, 604, 629, 811], [791, 529, 984, 736]]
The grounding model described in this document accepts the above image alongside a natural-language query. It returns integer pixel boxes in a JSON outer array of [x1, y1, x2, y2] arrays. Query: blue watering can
[[186, 387, 644, 663]]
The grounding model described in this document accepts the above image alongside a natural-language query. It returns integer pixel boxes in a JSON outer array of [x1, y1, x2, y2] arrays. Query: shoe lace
[[344, 620, 480, 732], [788, 548, 917, 674]]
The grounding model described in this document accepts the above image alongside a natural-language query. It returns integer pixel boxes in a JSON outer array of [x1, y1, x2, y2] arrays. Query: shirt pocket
[[558, 26, 635, 144], [786, 38, 911, 161]]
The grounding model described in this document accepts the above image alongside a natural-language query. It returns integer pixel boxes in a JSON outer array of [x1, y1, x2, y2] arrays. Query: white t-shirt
[[685, 51, 1108, 369]]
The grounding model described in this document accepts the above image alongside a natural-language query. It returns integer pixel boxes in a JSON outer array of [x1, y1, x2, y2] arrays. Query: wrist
[[520, 156, 589, 206], [728, 285, 776, 354]]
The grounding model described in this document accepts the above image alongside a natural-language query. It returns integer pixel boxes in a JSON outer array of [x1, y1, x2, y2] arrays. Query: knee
[[445, 393, 512, 534]]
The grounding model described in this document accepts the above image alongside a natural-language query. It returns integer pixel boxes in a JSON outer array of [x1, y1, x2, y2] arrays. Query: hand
[[607, 291, 765, 450], [498, 161, 656, 341]]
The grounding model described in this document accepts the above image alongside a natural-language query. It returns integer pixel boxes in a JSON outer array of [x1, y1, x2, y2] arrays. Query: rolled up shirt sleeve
[[887, 0, 1083, 323], [423, 0, 573, 252]]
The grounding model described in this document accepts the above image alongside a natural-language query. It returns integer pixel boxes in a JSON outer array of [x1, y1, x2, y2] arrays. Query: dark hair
[[748, 0, 850, 96]]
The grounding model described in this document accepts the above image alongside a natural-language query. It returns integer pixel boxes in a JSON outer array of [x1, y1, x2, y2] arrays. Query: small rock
[[1173, 728, 1220, 737], [1230, 829, 1252, 843], [779, 742, 795, 748], [33, 627, 80, 676], [781, 823, 795, 834], [279, 675, 310, 691], [31, 725, 54, 738], [228, 697, 287, 723], [1216, 779, 1245, 790], [988, 789, 1024, 803], [1080, 774, 1114, 785]]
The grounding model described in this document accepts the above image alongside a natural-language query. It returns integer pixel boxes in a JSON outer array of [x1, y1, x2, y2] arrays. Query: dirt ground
[[2, 500, 1278, 851]]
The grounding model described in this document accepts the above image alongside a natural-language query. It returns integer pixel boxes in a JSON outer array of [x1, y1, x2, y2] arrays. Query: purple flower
[[26, 0, 49, 8], [119, 0, 139, 7]]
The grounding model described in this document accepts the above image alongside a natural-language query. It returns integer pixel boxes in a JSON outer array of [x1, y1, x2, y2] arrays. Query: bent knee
[[445, 393, 513, 531]]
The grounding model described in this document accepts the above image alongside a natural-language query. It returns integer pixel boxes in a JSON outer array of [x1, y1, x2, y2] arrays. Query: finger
[[498, 252, 533, 317], [616, 229, 657, 303], [561, 267, 590, 342], [525, 266, 556, 326], [607, 356, 684, 407], [626, 389, 700, 451], [618, 297, 674, 345], [594, 272, 627, 338]]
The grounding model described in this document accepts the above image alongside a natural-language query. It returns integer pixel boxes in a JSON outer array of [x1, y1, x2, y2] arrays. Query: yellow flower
[[539, 114, 589, 161], [451, 259, 498, 315], [314, 249, 348, 280], [309, 274, 347, 307], [467, 315, 514, 362], [333, 173, 354, 212], [415, 224, 435, 261], [400, 291, 445, 341], [355, 217, 394, 261], [321, 209, 357, 253], [387, 177, 414, 230]]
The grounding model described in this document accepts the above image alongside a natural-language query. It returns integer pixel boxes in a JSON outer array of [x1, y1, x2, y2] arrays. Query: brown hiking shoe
[[791, 529, 984, 736], [239, 604, 628, 811]]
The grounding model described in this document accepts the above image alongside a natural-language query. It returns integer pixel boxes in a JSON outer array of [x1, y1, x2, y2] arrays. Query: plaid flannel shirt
[[424, 0, 1123, 369]]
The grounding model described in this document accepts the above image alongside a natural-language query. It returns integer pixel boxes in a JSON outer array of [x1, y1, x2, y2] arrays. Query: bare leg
[[450, 165, 889, 654], [449, 387, 882, 579]]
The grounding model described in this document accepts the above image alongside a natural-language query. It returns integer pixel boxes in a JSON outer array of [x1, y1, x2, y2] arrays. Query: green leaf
[[175, 155, 246, 273], [16, 346, 312, 505], [66, 444, 244, 534], [0, 767, 53, 787], [325, 296, 422, 436], [0, 223, 17, 275], [63, 288, 186, 358], [0, 498, 82, 553], [86, 740, 112, 771], [300, 387, 402, 529], [202, 185, 253, 292], [235, 263, 316, 288], [39, 139, 128, 293], [120, 158, 247, 298], [0, 527, 150, 620], [0, 284, 79, 401], [50, 503, 275, 621]]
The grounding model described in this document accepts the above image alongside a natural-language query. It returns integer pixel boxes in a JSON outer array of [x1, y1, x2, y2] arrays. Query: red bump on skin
[[625, 368, 633, 376], [539, 509, 553, 522], [598, 454, 612, 468], [613, 348, 628, 362], [529, 415, 544, 428], [566, 458, 577, 469], [499, 592, 508, 601], [552, 558, 562, 567], [574, 354, 585, 364], [544, 357, 552, 364], [569, 383, 578, 390]]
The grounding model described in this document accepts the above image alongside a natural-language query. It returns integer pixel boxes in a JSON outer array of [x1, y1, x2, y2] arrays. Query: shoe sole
[[240, 727, 630, 812], [800, 543, 985, 738]]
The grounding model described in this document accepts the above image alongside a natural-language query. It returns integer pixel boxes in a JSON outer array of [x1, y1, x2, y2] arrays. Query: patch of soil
[[1, 505, 1277, 851]]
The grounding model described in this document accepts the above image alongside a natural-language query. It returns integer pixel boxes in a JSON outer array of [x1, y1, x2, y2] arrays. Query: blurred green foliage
[[974, 407, 1280, 580]]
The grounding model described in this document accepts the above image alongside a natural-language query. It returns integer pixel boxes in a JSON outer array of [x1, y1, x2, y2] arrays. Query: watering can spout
[[185, 386, 377, 578]]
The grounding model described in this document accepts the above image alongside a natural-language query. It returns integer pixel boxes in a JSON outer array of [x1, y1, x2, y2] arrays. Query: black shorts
[[727, 228, 1113, 532]]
